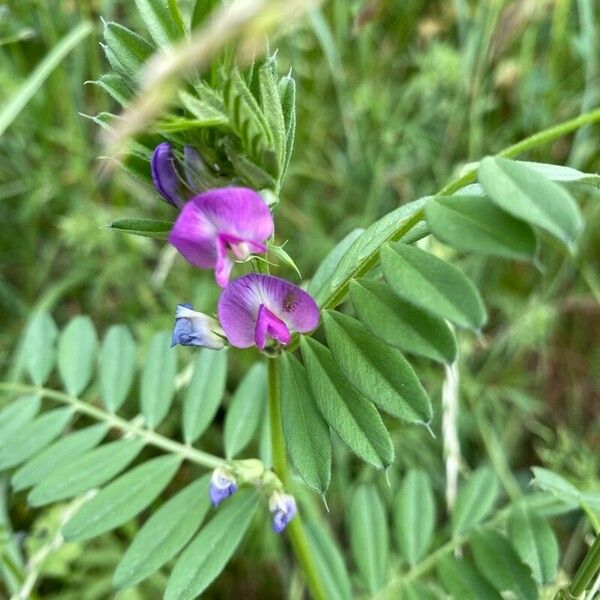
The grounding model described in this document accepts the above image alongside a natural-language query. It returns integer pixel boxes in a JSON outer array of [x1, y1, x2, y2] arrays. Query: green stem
[[567, 534, 600, 599], [320, 105, 600, 313], [0, 383, 224, 470], [267, 358, 328, 600]]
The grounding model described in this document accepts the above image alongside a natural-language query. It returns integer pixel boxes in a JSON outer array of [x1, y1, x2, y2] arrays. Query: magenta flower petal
[[168, 187, 274, 287], [218, 274, 320, 349]]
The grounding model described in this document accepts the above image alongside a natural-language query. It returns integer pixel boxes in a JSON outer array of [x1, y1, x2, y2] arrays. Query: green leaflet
[[452, 467, 499, 536], [479, 156, 583, 247], [102, 21, 154, 79], [530, 466, 582, 505], [437, 555, 502, 600], [394, 469, 435, 565], [309, 228, 364, 301], [278, 73, 296, 177], [28, 438, 144, 507], [470, 529, 537, 600], [381, 242, 487, 330], [223, 69, 274, 175], [178, 90, 228, 126], [425, 195, 537, 261], [191, 0, 219, 29], [62, 455, 181, 541], [99, 325, 137, 413], [300, 337, 394, 470], [88, 73, 132, 107], [323, 311, 432, 424], [57, 316, 98, 396], [0, 407, 73, 470], [140, 331, 177, 429], [12, 423, 109, 491], [164, 489, 260, 600], [182, 349, 227, 444], [397, 581, 439, 600], [114, 476, 212, 589], [280, 354, 331, 496], [107, 218, 173, 240], [305, 520, 352, 600], [350, 279, 457, 364], [224, 363, 267, 458], [507, 504, 559, 584], [259, 58, 286, 172], [134, 0, 186, 47], [349, 485, 389, 594], [22, 311, 58, 386], [319, 197, 428, 307], [0, 395, 41, 441]]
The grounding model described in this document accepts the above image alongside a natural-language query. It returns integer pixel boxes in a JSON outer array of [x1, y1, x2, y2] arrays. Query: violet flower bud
[[269, 492, 297, 533], [171, 304, 226, 350], [209, 468, 238, 507]]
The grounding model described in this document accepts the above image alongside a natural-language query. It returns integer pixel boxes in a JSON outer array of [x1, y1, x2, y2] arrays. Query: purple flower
[[269, 492, 297, 533], [217, 274, 320, 350], [151, 142, 184, 208], [209, 469, 238, 507], [171, 303, 226, 349], [169, 188, 274, 288]]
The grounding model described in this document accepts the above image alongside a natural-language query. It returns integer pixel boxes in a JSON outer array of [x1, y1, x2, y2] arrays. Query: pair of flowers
[[152, 143, 319, 351], [210, 468, 296, 533]]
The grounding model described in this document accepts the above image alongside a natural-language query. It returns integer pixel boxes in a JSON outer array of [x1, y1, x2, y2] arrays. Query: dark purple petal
[[270, 493, 297, 533], [168, 187, 273, 287], [171, 304, 226, 349], [218, 274, 320, 348], [151, 143, 183, 208]]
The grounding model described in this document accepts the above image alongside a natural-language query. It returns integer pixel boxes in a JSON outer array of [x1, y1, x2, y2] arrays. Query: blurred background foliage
[[1, 0, 600, 597]]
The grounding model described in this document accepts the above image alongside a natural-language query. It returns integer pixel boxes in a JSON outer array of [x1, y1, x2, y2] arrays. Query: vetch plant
[[2, 2, 600, 600]]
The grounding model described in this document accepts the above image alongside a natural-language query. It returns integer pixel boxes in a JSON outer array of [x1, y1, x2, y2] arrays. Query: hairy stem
[[267, 357, 327, 600], [0, 383, 224, 470]]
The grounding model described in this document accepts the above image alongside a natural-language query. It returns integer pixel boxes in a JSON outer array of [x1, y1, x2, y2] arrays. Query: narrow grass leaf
[[0, 21, 92, 136], [100, 325, 137, 413], [381, 242, 487, 330], [12, 423, 109, 491], [107, 218, 173, 240], [350, 279, 456, 364], [28, 438, 144, 507], [425, 195, 537, 261], [305, 521, 352, 600], [0, 396, 41, 441], [507, 504, 559, 584], [323, 311, 432, 424], [224, 363, 267, 458], [22, 311, 58, 386], [140, 331, 177, 429], [0, 408, 73, 470], [470, 529, 537, 600], [479, 156, 583, 247], [349, 485, 389, 594], [437, 555, 502, 600], [63, 454, 181, 541], [394, 469, 435, 565], [452, 467, 499, 535], [165, 489, 260, 600], [58, 316, 98, 396], [183, 349, 227, 444], [280, 354, 331, 496], [301, 337, 394, 469], [114, 476, 212, 589]]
